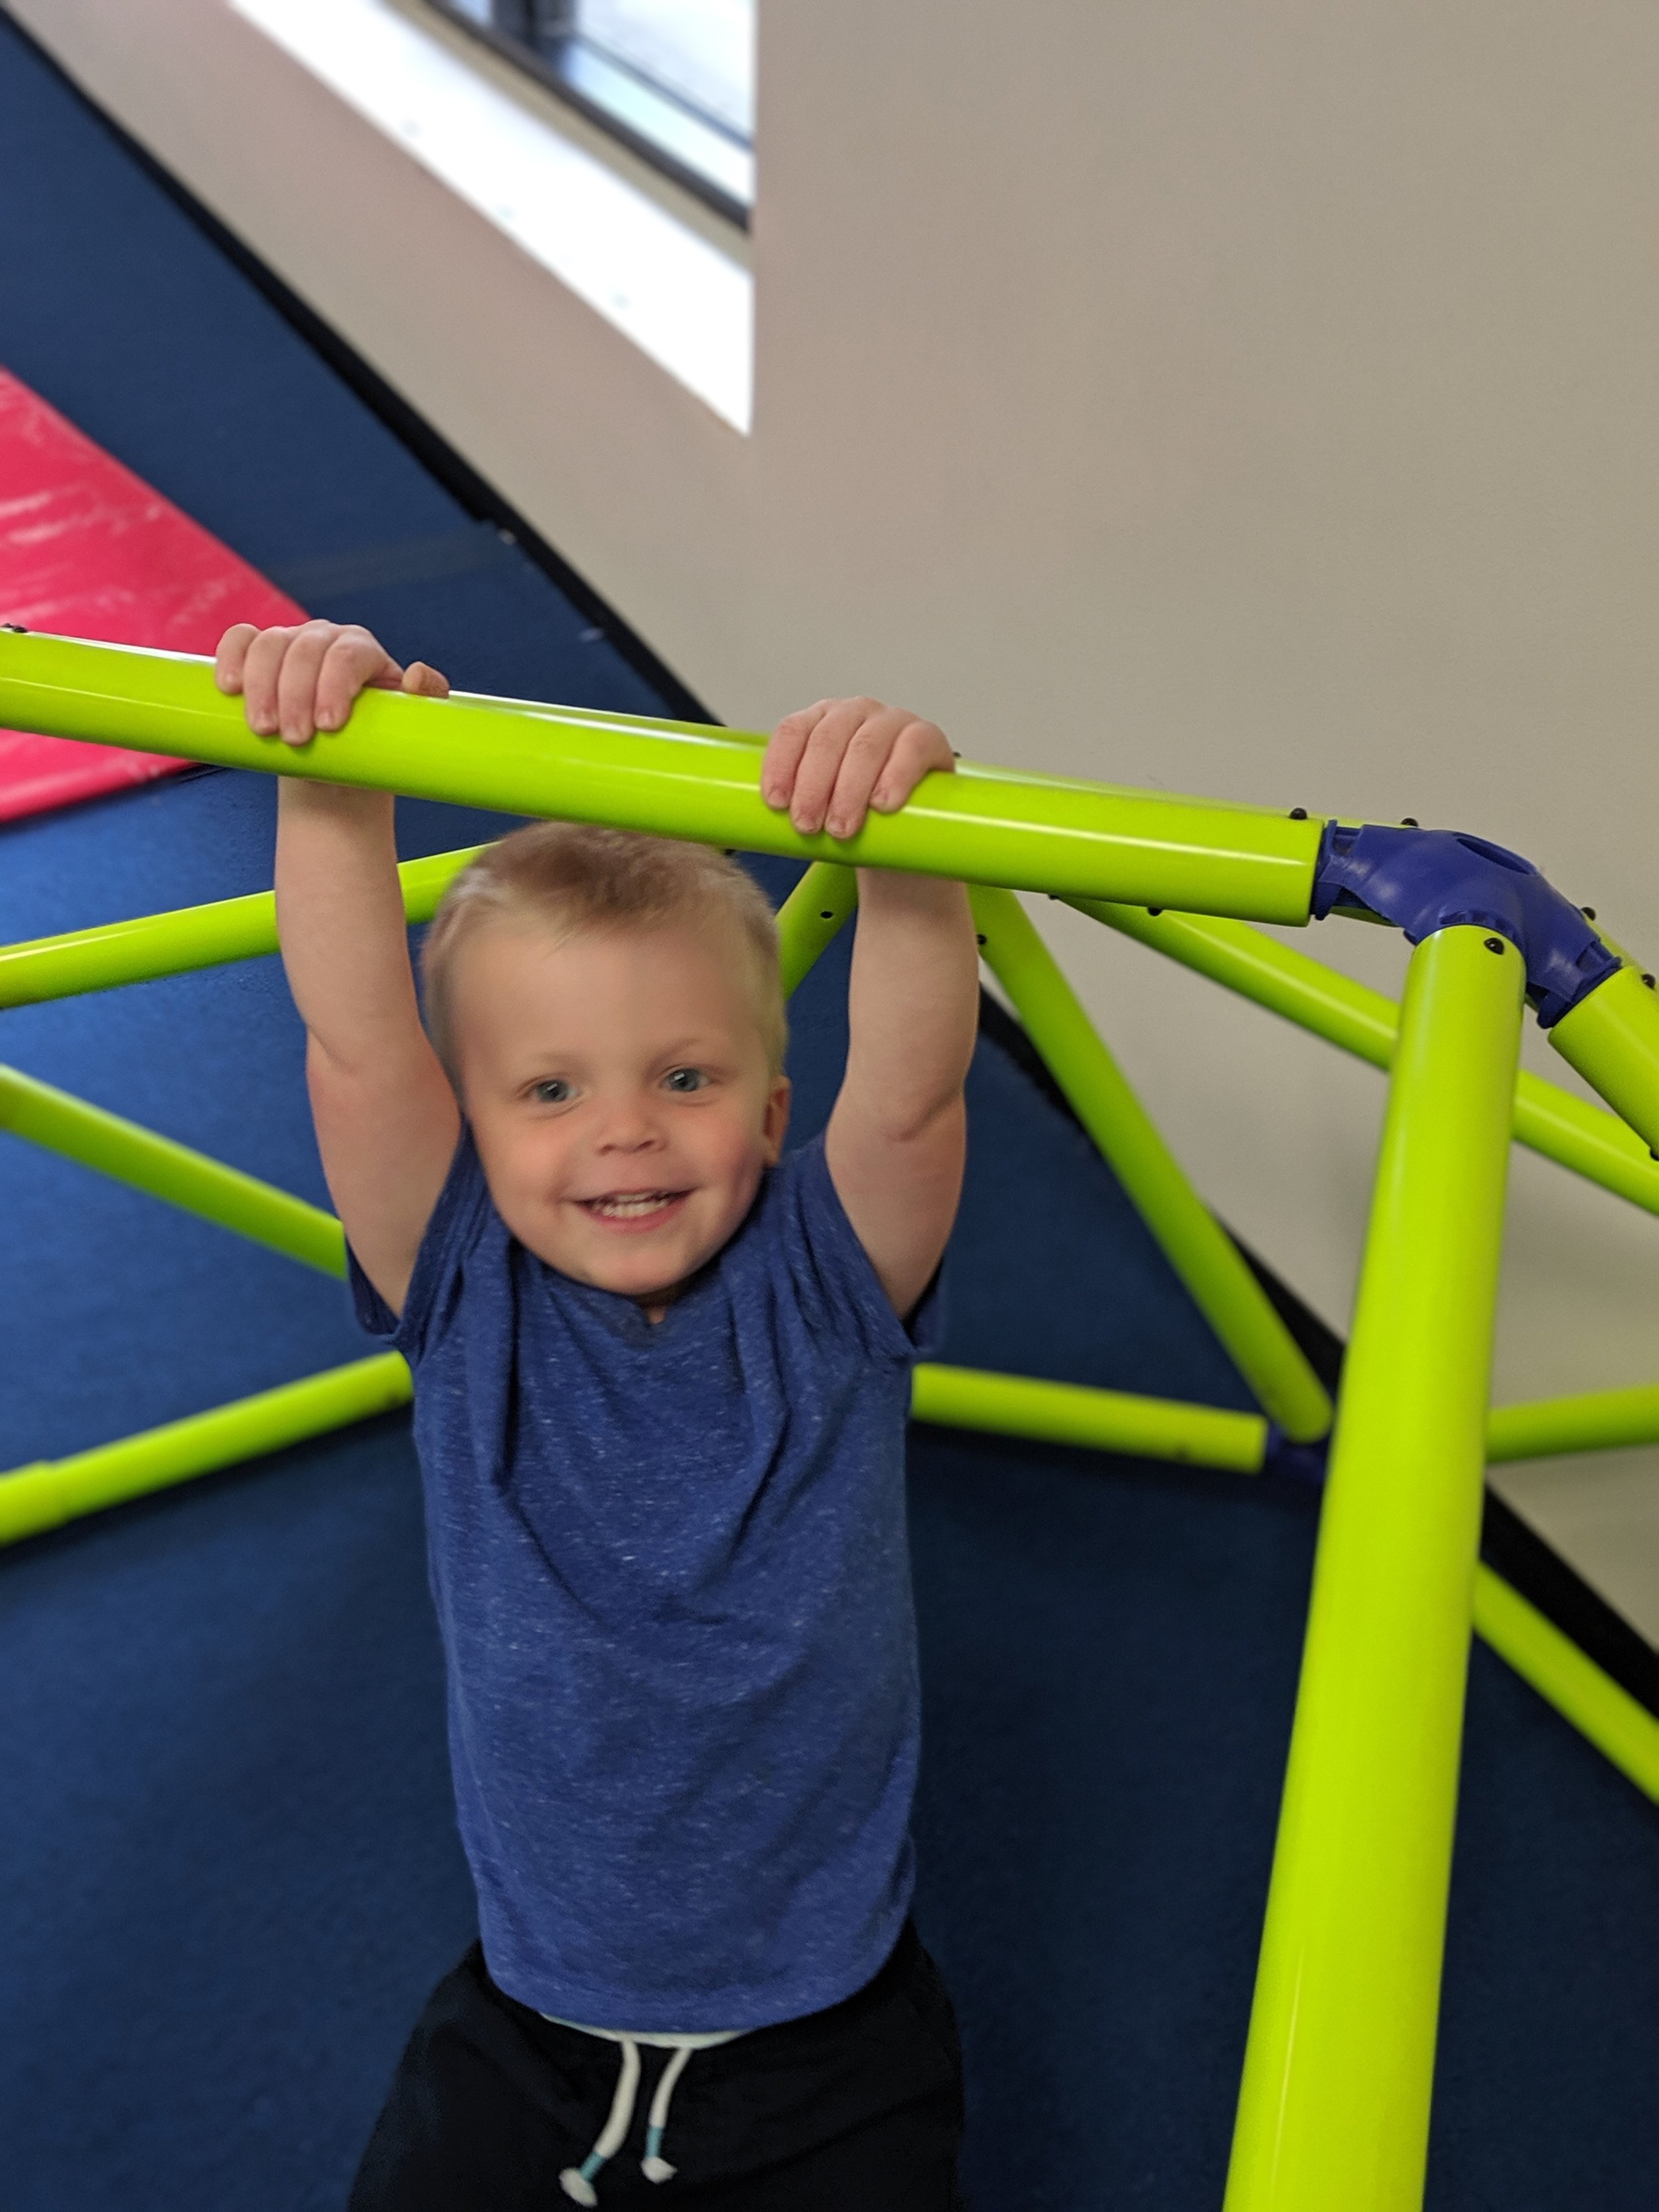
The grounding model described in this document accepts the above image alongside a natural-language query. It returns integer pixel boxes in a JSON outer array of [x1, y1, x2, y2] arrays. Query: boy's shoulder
[[349, 1125, 933, 1369]]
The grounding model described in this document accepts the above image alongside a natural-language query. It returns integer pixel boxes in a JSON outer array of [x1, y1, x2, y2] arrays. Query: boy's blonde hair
[[421, 822, 787, 1078]]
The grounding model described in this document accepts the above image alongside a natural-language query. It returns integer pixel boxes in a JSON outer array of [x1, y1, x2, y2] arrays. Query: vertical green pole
[[969, 886, 1332, 1442], [1223, 926, 1524, 2212]]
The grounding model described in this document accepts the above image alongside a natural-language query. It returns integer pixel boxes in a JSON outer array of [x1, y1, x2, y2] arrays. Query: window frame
[[422, 0, 753, 230]]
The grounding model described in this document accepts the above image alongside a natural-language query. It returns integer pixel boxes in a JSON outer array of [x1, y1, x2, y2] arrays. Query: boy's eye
[[663, 1067, 709, 1094], [530, 1078, 574, 1105]]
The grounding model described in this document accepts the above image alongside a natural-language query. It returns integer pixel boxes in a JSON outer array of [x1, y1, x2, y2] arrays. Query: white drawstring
[[559, 2037, 641, 2205], [550, 2018, 743, 2201], [640, 2043, 695, 2182]]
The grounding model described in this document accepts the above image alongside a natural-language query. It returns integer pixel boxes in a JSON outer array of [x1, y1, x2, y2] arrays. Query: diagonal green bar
[[1487, 1380, 1659, 1462], [0, 844, 485, 1011], [0, 1064, 346, 1276], [1473, 1565, 1659, 1802], [911, 1361, 1267, 1471], [774, 861, 857, 996], [0, 1353, 413, 1548], [970, 887, 1332, 1443], [1073, 895, 1659, 1218], [1549, 960, 1659, 1157], [0, 633, 1323, 919], [1224, 926, 1524, 2212]]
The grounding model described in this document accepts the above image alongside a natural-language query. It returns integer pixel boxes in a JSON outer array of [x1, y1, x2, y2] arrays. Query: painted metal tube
[[1487, 1381, 1659, 1463], [970, 887, 1332, 1443], [1224, 926, 1524, 2212], [1472, 1566, 1659, 1803], [0, 633, 1323, 919], [1548, 961, 1659, 1157], [0, 1353, 413, 1548], [774, 861, 857, 996], [0, 845, 484, 1011], [910, 1361, 1267, 1471], [0, 1063, 346, 1276], [1073, 896, 1659, 1218]]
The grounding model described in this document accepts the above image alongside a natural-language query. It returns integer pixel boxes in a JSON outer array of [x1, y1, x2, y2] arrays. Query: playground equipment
[[0, 628, 1656, 2212]]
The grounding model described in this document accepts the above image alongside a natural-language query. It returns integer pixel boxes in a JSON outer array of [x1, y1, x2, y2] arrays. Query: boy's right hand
[[214, 620, 449, 745]]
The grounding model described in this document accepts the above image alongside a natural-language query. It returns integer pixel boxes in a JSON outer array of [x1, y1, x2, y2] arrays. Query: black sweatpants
[[347, 1922, 966, 2210]]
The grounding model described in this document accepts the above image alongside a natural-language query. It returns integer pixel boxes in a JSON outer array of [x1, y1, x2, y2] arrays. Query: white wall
[[17, 0, 1659, 1633]]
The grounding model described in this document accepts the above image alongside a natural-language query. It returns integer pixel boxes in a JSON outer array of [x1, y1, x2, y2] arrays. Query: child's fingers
[[275, 622, 360, 745], [869, 717, 954, 814], [239, 625, 303, 738], [399, 660, 451, 699], [824, 704, 916, 840], [214, 623, 259, 694], [786, 697, 877, 836], [762, 700, 830, 812], [313, 627, 401, 732]]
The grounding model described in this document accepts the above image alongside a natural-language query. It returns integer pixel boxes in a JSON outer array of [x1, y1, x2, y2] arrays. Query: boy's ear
[[762, 1074, 792, 1162]]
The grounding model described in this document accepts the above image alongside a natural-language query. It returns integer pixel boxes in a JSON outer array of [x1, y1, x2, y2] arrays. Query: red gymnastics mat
[[0, 367, 303, 822]]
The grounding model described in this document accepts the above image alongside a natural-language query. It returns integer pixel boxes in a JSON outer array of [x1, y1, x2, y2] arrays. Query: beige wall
[[17, 0, 1659, 1633]]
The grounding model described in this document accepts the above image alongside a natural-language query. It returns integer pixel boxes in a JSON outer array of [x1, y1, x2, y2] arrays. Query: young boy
[[215, 619, 979, 2210]]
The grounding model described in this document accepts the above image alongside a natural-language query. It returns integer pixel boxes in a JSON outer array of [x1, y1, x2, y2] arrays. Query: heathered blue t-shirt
[[350, 1128, 936, 2033]]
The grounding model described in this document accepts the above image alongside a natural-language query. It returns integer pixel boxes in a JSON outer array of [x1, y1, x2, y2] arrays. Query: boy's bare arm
[[764, 698, 978, 1316], [216, 621, 460, 1314]]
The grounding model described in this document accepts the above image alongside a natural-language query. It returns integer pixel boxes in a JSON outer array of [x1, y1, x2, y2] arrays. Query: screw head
[[1581, 905, 1598, 921], [1289, 806, 1308, 820], [1400, 816, 1420, 828]]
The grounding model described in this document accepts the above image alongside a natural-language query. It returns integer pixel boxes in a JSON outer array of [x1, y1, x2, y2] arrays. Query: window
[[430, 1, 755, 225]]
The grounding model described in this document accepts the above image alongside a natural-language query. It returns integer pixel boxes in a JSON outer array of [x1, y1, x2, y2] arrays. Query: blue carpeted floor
[[1, 15, 1656, 2208]]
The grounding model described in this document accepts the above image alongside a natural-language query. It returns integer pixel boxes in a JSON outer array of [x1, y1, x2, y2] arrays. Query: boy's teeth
[[591, 1192, 674, 1218]]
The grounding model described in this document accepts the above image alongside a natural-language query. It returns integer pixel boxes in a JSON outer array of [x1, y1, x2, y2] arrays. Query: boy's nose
[[593, 1098, 663, 1153]]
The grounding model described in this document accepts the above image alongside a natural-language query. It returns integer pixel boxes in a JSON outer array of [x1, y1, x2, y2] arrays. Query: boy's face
[[450, 917, 790, 1312]]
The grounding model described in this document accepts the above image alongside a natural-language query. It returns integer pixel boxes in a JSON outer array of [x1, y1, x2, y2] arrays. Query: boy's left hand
[[762, 696, 954, 842]]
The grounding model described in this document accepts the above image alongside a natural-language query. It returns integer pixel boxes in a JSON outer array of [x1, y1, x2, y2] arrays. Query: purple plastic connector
[[1312, 823, 1619, 1027], [1263, 1426, 1331, 1485]]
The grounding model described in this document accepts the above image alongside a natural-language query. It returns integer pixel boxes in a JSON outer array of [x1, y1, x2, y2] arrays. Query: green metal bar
[[1473, 1566, 1659, 1803], [911, 1361, 1267, 1471], [1073, 895, 1659, 1218], [774, 861, 858, 996], [1224, 926, 1524, 2212], [970, 887, 1332, 1443], [0, 845, 484, 1010], [0, 1353, 413, 1548], [1548, 960, 1659, 1157], [0, 633, 1323, 919], [1487, 1380, 1659, 1463], [0, 1064, 345, 1275]]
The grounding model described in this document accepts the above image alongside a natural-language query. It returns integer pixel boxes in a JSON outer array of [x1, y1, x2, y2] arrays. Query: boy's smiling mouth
[[578, 1189, 691, 1227]]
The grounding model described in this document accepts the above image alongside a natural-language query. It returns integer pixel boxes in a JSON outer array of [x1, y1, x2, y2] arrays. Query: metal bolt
[[1483, 936, 1507, 955]]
